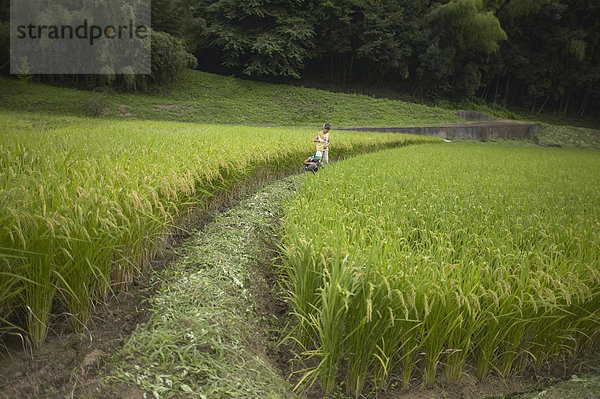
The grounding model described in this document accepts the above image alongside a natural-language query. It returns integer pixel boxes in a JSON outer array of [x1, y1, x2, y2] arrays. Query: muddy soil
[[0, 298, 143, 398], [0, 249, 165, 399]]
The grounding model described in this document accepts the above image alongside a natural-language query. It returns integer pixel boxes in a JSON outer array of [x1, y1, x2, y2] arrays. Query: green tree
[[1, 0, 196, 91], [149, 29, 198, 87], [305, 0, 425, 85], [419, 0, 507, 98], [196, 0, 314, 78], [152, 0, 206, 51], [490, 0, 600, 116]]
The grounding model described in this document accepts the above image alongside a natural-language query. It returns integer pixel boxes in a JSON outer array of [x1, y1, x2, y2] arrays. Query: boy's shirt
[[316, 131, 330, 151]]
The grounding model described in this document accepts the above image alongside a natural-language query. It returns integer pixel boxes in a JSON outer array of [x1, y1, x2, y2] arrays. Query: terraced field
[[0, 112, 438, 348]]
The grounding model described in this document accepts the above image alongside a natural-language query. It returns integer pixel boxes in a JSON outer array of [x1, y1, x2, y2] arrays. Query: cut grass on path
[[106, 177, 303, 399]]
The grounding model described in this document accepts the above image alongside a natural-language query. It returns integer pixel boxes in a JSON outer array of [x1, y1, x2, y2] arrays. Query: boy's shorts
[[314, 151, 323, 160]]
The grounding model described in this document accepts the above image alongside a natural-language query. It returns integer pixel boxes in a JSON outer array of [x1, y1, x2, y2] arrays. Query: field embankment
[[2, 70, 598, 148], [281, 144, 600, 396]]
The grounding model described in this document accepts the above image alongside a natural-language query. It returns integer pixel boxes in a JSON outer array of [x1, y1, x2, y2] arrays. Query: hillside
[[0, 70, 463, 127], [1, 70, 599, 148]]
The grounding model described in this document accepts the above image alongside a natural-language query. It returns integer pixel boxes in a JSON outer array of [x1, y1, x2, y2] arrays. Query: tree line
[[1, 0, 598, 117]]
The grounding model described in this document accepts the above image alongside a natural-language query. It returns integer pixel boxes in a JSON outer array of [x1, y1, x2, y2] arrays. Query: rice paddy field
[[2, 71, 600, 398], [0, 111, 438, 348], [281, 144, 600, 396]]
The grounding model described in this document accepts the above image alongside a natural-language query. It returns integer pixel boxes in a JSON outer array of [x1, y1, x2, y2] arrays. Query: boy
[[303, 152, 323, 173], [314, 123, 331, 164]]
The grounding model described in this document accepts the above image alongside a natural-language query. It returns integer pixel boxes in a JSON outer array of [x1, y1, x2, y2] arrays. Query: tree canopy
[[1, 0, 598, 116]]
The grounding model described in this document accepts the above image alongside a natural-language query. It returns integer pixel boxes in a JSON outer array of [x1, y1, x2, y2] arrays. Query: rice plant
[[0, 112, 438, 347], [280, 144, 600, 396]]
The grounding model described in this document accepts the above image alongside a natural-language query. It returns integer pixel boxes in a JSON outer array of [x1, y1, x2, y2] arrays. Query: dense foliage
[[0, 0, 598, 114], [179, 0, 600, 116], [0, 0, 197, 91]]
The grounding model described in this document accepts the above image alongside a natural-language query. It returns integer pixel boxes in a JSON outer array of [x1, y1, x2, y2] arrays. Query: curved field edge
[[280, 144, 600, 396], [103, 170, 600, 399], [0, 111, 440, 348]]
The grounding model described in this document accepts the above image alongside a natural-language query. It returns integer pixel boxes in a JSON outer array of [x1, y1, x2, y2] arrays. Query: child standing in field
[[314, 123, 331, 164]]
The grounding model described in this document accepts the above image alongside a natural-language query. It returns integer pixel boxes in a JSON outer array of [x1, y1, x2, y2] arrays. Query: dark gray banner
[[10, 0, 151, 74]]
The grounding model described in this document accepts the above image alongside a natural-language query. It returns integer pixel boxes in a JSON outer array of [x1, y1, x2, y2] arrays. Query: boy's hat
[[323, 123, 332, 129]]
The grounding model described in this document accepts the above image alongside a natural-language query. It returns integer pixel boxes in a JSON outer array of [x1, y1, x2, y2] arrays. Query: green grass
[[453, 101, 600, 149], [3, 70, 598, 149], [0, 70, 465, 127], [534, 123, 600, 149], [281, 143, 600, 396]]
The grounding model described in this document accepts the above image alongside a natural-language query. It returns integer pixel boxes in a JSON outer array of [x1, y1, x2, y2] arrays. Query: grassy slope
[[0, 70, 463, 127]]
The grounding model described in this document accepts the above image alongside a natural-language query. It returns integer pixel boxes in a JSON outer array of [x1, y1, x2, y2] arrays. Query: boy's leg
[[323, 150, 328, 164]]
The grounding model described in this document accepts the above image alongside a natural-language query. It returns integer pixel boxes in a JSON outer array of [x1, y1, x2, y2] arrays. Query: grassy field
[[0, 110, 439, 347], [281, 144, 600, 396], [2, 71, 598, 149]]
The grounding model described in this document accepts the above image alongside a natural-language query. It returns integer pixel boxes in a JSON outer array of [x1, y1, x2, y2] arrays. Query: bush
[[86, 93, 108, 116], [150, 30, 198, 87]]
